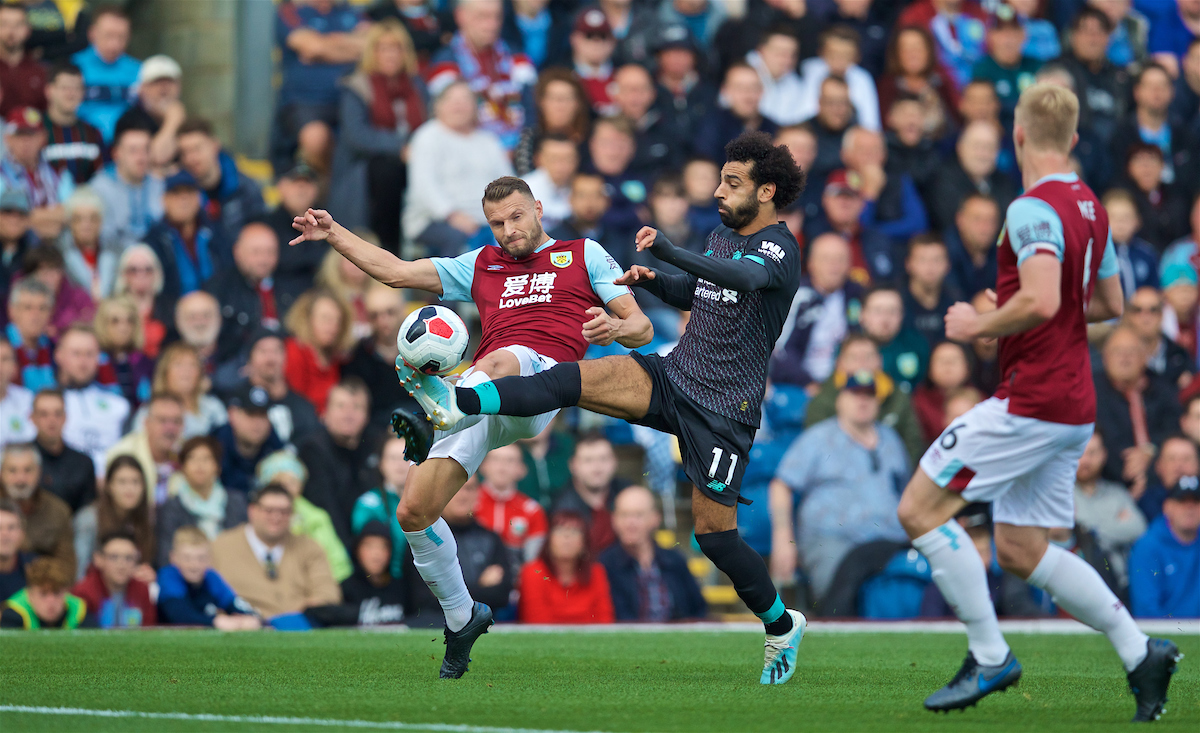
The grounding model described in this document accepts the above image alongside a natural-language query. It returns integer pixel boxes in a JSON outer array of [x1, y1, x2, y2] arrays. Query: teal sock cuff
[[755, 595, 786, 624], [474, 382, 501, 414]]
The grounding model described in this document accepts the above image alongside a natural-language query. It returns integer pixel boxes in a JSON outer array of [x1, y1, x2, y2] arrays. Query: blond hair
[[152, 342, 205, 408], [284, 289, 356, 356], [93, 296, 145, 352], [1014, 83, 1079, 154], [358, 18, 418, 77], [317, 245, 372, 303], [172, 525, 210, 550]]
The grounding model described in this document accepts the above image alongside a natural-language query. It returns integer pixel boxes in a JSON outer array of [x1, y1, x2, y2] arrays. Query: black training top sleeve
[[632, 269, 698, 310], [646, 231, 772, 292]]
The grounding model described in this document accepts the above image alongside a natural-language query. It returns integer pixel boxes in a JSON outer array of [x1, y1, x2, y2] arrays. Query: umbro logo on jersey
[[487, 265, 505, 271], [760, 241, 786, 261]]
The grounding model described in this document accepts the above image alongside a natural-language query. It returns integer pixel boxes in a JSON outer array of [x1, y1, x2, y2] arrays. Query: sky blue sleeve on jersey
[[1097, 229, 1119, 279], [1006, 198, 1065, 265], [430, 249, 484, 302], [583, 239, 633, 303]]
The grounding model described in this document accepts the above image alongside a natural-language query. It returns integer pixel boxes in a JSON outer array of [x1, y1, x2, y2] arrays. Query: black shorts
[[630, 352, 757, 507]]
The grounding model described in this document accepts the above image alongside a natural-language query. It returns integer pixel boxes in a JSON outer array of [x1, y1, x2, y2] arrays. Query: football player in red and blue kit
[[396, 132, 811, 686], [893, 83, 1181, 720], [288, 176, 652, 678]]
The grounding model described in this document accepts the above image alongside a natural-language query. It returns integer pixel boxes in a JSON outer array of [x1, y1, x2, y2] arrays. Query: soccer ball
[[397, 305, 469, 375]]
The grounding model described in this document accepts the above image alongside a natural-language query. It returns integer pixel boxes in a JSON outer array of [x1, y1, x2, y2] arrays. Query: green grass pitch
[[0, 629, 1196, 732]]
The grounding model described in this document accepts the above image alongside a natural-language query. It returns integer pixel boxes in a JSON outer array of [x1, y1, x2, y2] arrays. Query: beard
[[718, 195, 760, 230], [500, 221, 545, 259]]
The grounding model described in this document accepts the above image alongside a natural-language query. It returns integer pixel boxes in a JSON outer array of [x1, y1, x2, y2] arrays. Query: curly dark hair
[[723, 131, 806, 210]]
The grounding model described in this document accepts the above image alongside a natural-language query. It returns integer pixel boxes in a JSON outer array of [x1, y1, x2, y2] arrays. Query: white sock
[[1026, 544, 1148, 671], [403, 518, 475, 631], [912, 521, 1010, 665], [460, 369, 492, 388]]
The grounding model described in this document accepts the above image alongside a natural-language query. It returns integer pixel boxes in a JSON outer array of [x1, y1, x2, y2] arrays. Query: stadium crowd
[[0, 0, 1198, 630]]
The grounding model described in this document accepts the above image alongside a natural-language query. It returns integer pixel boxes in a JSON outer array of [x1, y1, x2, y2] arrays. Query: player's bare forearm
[[961, 255, 1062, 340], [614, 310, 653, 348], [584, 295, 653, 348], [1087, 275, 1124, 323], [292, 210, 442, 294]]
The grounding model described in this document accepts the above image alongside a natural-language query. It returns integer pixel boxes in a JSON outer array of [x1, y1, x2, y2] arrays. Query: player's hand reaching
[[289, 208, 335, 246], [582, 306, 623, 346], [635, 226, 659, 252], [945, 301, 982, 342], [614, 265, 657, 286]]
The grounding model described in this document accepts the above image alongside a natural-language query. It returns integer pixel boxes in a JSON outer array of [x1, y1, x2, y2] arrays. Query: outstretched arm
[[634, 227, 772, 292], [615, 265, 697, 311], [290, 208, 443, 294]]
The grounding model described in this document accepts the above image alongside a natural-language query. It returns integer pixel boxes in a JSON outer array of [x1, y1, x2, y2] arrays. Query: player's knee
[[993, 532, 1037, 577], [896, 487, 937, 538], [395, 495, 437, 532]]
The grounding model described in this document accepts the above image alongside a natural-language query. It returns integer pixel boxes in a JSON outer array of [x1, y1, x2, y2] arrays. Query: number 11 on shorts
[[709, 447, 739, 488]]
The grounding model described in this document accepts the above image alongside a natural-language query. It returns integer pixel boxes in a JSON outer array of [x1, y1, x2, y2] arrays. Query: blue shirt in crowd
[[275, 1, 363, 107], [157, 565, 256, 625], [1128, 515, 1200, 619], [71, 46, 140, 143]]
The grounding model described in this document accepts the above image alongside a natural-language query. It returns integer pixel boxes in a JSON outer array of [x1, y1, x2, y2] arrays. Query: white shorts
[[426, 344, 559, 476], [918, 397, 1093, 528]]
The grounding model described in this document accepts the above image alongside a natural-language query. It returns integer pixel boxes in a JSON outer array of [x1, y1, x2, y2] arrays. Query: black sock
[[695, 529, 792, 635], [455, 362, 582, 416]]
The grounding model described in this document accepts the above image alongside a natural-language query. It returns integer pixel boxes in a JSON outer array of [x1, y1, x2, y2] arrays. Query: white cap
[[139, 55, 182, 84]]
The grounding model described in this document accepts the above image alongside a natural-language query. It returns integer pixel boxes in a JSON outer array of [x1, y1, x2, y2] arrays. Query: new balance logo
[[706, 480, 726, 492]]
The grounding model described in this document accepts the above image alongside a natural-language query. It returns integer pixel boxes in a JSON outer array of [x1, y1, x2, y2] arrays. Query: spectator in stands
[[105, 392, 183, 505], [645, 173, 705, 258], [133, 344, 225, 442], [582, 116, 645, 261], [112, 245, 168, 358], [71, 7, 138, 143], [157, 526, 261, 628], [970, 7, 1039, 132], [1118, 143, 1189, 249], [1138, 434, 1199, 526], [352, 436, 409, 579], [90, 127, 163, 254], [796, 25, 881, 132], [841, 127, 928, 246], [298, 378, 380, 549], [515, 418, 576, 505], [477, 444, 547, 570], [427, 0, 535, 152], [1169, 37, 1200, 128], [177, 119, 265, 246], [73, 455, 154, 583], [212, 384, 283, 496], [512, 68, 589, 177], [522, 135, 577, 231], [342, 284, 414, 429], [911, 341, 972, 445], [898, 0, 988, 90], [256, 450, 351, 584], [945, 193, 1001, 298], [1005, 0, 1059, 61], [591, 0, 660, 68], [211, 484, 342, 620], [0, 189, 37, 306], [1126, 286, 1192, 389], [682, 156, 721, 234], [748, 24, 805, 127], [1074, 430, 1147, 590], [272, 0, 366, 175], [340, 519, 405, 626], [404, 80, 514, 257], [0, 4, 46, 116], [770, 233, 861, 390], [1031, 62, 1113, 189], [805, 333, 924, 464], [859, 286, 928, 394], [956, 77, 1004, 130], [928, 121, 1015, 233], [330, 20, 425, 249], [403, 476, 510, 626], [224, 330, 321, 445], [0, 340, 34, 447], [1105, 189, 1160, 297], [611, 63, 679, 180], [283, 289, 352, 414], [56, 326, 129, 472], [41, 63, 103, 186], [0, 443, 72, 570], [19, 245, 93, 337], [0, 498, 32, 598], [519, 509, 614, 624], [1158, 196, 1198, 354], [1114, 62, 1188, 187], [694, 62, 778, 167], [157, 436, 247, 567], [548, 171, 611, 247], [57, 188, 108, 301], [1060, 7, 1130, 146], [1184, 394, 1200, 443], [654, 25, 716, 144], [878, 26, 959, 142], [315, 249, 372, 341], [6, 278, 55, 392], [268, 164, 325, 297], [552, 433, 628, 553], [826, 0, 894, 76], [114, 55, 186, 171], [1094, 326, 1182, 489], [0, 556, 94, 628], [208, 223, 286, 366], [770, 369, 910, 603], [805, 75, 856, 189], [501, 0, 569, 70], [902, 233, 957, 349], [568, 8, 618, 117], [2, 107, 70, 241], [93, 297, 151, 409], [365, 0, 445, 66], [144, 171, 222, 308], [803, 169, 895, 286], [1129, 475, 1200, 618], [29, 390, 90, 511], [599, 485, 705, 622], [774, 124, 820, 222]]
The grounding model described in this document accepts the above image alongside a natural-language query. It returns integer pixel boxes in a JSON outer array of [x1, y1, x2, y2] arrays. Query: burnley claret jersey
[[431, 238, 631, 364], [993, 172, 1118, 425], [664, 223, 802, 426]]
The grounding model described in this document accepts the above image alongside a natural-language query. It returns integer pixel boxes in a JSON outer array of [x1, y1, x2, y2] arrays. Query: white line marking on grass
[[0, 706, 614, 733], [441, 619, 1199, 636]]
